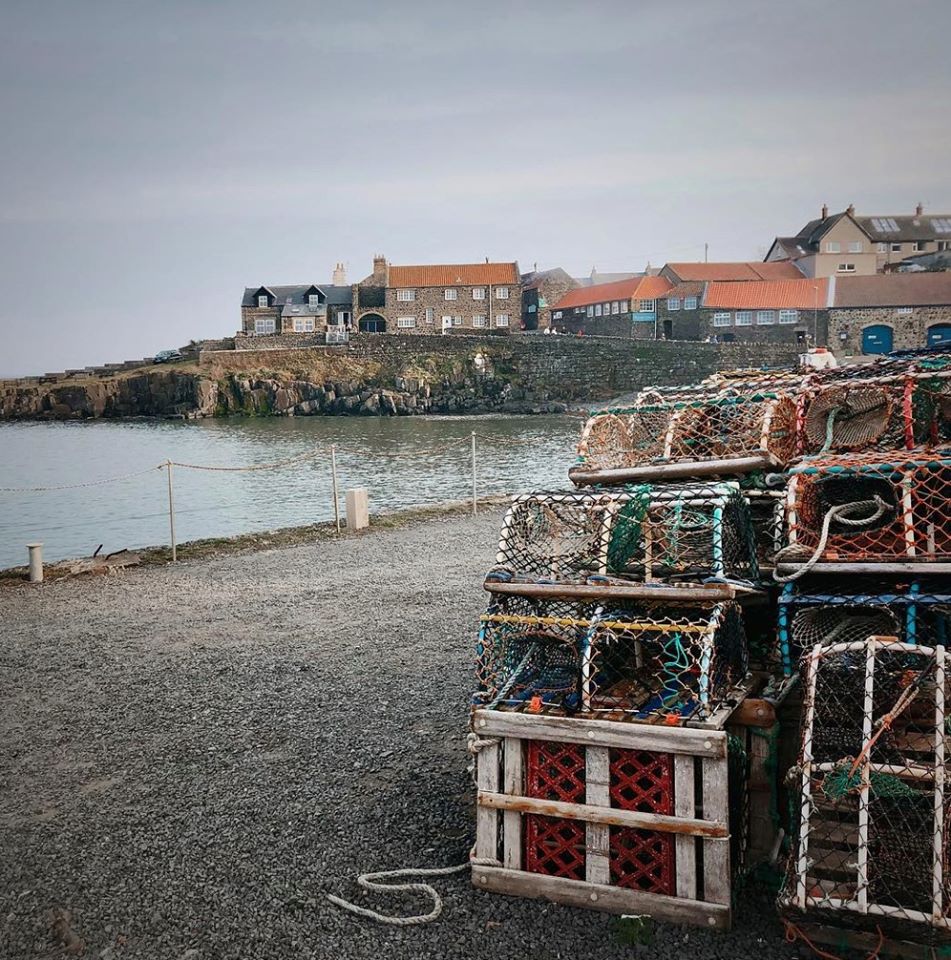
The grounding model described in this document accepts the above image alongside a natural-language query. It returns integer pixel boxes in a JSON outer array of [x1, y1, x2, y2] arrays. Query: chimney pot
[[821, 203, 828, 220], [846, 203, 855, 216]]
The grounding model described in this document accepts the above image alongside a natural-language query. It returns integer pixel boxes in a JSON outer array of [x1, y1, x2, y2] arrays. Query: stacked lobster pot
[[776, 351, 951, 955], [470, 381, 798, 929]]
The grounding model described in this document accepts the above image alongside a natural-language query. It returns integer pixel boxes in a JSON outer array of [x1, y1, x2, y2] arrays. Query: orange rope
[[784, 919, 885, 960]]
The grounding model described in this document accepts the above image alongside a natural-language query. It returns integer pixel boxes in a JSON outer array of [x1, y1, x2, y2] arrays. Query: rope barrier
[[0, 464, 164, 493], [166, 445, 327, 472]]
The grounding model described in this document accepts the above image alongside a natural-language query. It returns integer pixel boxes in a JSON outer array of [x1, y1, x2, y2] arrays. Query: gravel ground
[[0, 509, 791, 960]]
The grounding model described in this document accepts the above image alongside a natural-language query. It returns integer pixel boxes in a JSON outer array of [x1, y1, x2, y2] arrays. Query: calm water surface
[[0, 416, 580, 568]]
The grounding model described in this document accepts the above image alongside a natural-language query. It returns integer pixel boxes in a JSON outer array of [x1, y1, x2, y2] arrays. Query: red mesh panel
[[609, 749, 675, 894], [525, 740, 586, 880]]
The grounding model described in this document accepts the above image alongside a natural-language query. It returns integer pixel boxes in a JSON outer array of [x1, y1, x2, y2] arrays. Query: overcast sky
[[1, 0, 949, 375]]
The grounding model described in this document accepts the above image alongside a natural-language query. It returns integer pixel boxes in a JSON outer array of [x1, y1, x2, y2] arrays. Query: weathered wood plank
[[475, 742, 500, 864], [471, 864, 731, 929], [790, 921, 940, 960], [569, 454, 778, 486], [674, 753, 697, 900], [478, 791, 727, 838], [702, 756, 731, 905], [482, 580, 766, 603], [502, 738, 523, 871], [472, 710, 727, 757], [585, 746, 610, 885]]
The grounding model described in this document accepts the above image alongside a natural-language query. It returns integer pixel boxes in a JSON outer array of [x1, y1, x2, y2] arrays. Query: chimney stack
[[371, 254, 387, 283], [821, 203, 828, 220], [916, 202, 924, 216], [846, 203, 855, 216], [332, 261, 347, 285]]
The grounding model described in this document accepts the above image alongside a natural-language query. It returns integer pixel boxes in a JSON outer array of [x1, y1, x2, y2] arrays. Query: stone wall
[[233, 333, 327, 351], [382, 284, 523, 335], [828, 305, 951, 354]]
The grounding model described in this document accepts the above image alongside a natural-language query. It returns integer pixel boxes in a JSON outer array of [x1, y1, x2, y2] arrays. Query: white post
[[471, 431, 478, 516], [345, 488, 369, 531], [331, 444, 341, 534], [166, 460, 177, 562], [27, 542, 43, 583]]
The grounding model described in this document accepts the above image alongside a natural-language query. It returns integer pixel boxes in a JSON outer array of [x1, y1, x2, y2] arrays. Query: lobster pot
[[570, 393, 798, 485], [801, 371, 950, 455], [470, 710, 742, 928], [475, 592, 750, 724], [779, 639, 951, 944], [491, 483, 759, 586], [745, 488, 787, 570], [777, 577, 951, 677], [784, 450, 951, 565]]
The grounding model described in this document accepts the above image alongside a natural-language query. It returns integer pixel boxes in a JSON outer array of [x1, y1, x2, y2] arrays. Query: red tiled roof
[[666, 261, 804, 282], [833, 273, 951, 307], [388, 262, 518, 287], [704, 279, 829, 310], [553, 276, 671, 310]]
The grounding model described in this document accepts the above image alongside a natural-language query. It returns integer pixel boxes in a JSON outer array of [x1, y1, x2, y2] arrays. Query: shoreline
[[0, 494, 512, 583]]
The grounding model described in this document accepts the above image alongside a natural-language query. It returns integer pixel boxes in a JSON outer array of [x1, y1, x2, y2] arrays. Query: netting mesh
[[491, 484, 759, 585], [575, 394, 798, 478], [474, 593, 749, 722], [785, 449, 951, 563], [781, 640, 951, 942]]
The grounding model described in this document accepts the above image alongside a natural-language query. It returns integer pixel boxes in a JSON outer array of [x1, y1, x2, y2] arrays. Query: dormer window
[[308, 294, 320, 306], [257, 294, 269, 308]]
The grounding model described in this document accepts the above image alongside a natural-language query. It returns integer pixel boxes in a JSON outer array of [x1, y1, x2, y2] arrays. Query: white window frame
[[638, 299, 655, 313], [444, 288, 458, 301], [779, 309, 799, 325], [620, 300, 629, 312], [712, 312, 732, 328], [425, 307, 434, 323], [396, 289, 415, 302], [254, 317, 276, 334], [338, 311, 351, 325], [913, 241, 927, 252], [473, 315, 487, 327], [452, 316, 463, 327], [495, 287, 509, 300], [293, 317, 315, 333], [494, 314, 510, 327], [257, 294, 269, 308], [848, 241, 863, 253], [756, 310, 776, 325], [735, 311, 753, 326], [611, 301, 620, 315], [826, 241, 841, 253], [890, 242, 902, 252], [667, 298, 681, 311], [837, 263, 856, 273], [595, 304, 602, 317], [552, 310, 563, 319], [308, 293, 320, 306], [877, 242, 888, 253], [684, 297, 698, 310], [586, 305, 594, 318], [472, 287, 486, 300], [396, 316, 416, 329], [896, 307, 914, 315]]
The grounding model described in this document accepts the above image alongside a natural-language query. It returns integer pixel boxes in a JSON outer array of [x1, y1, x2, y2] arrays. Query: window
[[890, 243, 902, 252], [308, 293, 320, 306], [293, 317, 315, 333], [667, 298, 681, 311], [735, 311, 753, 326], [396, 316, 416, 328], [896, 307, 914, 315], [756, 310, 776, 325], [586, 305, 594, 318], [877, 242, 888, 253], [837, 263, 856, 273], [620, 300, 629, 312], [712, 312, 731, 327], [452, 316, 463, 326], [527, 304, 537, 313], [495, 287, 509, 300], [684, 297, 698, 310], [553, 310, 563, 319], [638, 299, 655, 313], [913, 241, 927, 252], [444, 288, 457, 300], [495, 314, 509, 327], [257, 294, 269, 308], [848, 241, 863, 253], [254, 317, 275, 334], [472, 287, 486, 300], [612, 301, 620, 315], [473, 315, 486, 327], [396, 289, 415, 302], [939, 241, 951, 252], [338, 311, 351, 324], [425, 307, 434, 323], [595, 304, 602, 317], [934, 218, 951, 234], [826, 241, 841, 253], [779, 309, 799, 325]]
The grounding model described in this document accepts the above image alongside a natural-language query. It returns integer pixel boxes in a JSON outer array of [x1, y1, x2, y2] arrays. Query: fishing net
[[745, 488, 787, 569], [491, 484, 760, 585], [780, 639, 951, 942], [475, 594, 750, 722], [784, 449, 951, 564]]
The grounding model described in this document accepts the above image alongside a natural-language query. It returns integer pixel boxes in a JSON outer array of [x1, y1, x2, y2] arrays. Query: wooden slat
[[585, 747, 610, 885], [475, 742, 499, 864], [568, 453, 778, 486], [482, 580, 766, 603], [674, 753, 697, 900], [471, 864, 731, 929], [748, 726, 777, 859], [791, 922, 939, 960], [776, 562, 951, 575], [502, 738, 523, 871], [472, 709, 727, 757], [478, 791, 727, 838], [702, 756, 731, 905]]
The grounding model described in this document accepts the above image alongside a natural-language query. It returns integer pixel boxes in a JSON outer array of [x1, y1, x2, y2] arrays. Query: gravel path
[[0, 510, 790, 960]]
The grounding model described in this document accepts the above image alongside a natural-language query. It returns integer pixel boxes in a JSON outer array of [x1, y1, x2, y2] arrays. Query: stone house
[[829, 273, 951, 355], [766, 204, 951, 278], [353, 256, 523, 334], [240, 278, 352, 336], [520, 267, 578, 331], [549, 276, 672, 338]]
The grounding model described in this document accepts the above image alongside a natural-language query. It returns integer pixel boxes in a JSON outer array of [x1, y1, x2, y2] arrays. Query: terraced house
[[548, 276, 672, 337], [353, 256, 522, 334]]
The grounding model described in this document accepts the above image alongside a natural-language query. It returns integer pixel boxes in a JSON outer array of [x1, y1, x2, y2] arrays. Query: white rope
[[0, 464, 164, 493], [773, 495, 893, 583]]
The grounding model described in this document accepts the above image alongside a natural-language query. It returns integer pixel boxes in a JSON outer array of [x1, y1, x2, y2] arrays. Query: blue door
[[862, 324, 893, 355], [927, 323, 951, 347]]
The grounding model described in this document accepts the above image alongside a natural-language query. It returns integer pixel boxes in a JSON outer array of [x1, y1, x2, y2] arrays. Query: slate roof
[[833, 273, 951, 307], [856, 215, 951, 242], [665, 261, 804, 282], [521, 267, 574, 290], [574, 271, 639, 287], [388, 262, 519, 287], [241, 284, 352, 307], [704, 279, 831, 310]]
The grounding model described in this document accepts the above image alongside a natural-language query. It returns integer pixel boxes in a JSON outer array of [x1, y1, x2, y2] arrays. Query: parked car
[[153, 349, 184, 364]]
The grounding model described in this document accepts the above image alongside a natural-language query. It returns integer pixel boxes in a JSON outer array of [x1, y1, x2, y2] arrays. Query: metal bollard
[[345, 488, 369, 531], [27, 542, 43, 583]]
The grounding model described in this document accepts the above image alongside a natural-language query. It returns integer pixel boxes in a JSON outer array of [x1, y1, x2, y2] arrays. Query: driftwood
[[62, 550, 141, 579]]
